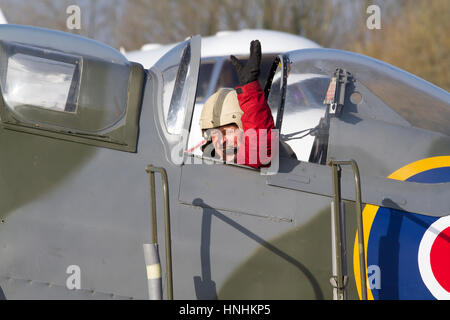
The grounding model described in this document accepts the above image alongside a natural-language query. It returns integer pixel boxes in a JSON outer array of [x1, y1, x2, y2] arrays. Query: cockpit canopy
[[267, 48, 450, 162]]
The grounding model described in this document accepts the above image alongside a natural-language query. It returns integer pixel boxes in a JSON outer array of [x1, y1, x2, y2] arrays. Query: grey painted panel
[[267, 158, 450, 217], [0, 276, 132, 300], [328, 118, 450, 178], [347, 79, 411, 128], [179, 158, 330, 222], [176, 159, 332, 299], [169, 202, 296, 299]]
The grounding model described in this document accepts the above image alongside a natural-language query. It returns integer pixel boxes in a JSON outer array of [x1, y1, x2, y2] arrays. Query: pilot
[[199, 40, 276, 169]]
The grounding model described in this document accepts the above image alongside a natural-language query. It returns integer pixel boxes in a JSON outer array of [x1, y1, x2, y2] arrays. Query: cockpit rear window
[[0, 40, 131, 134], [0, 24, 144, 153], [2, 44, 80, 114]]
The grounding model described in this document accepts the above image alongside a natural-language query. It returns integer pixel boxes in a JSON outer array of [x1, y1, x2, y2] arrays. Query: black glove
[[230, 40, 261, 86]]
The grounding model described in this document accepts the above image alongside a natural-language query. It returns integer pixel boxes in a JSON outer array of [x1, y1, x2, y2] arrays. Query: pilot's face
[[210, 124, 242, 163]]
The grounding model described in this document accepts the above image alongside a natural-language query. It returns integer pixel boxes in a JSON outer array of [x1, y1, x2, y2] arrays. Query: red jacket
[[236, 80, 276, 168]]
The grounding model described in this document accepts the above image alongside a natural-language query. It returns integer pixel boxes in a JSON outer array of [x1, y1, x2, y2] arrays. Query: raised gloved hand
[[230, 40, 261, 86]]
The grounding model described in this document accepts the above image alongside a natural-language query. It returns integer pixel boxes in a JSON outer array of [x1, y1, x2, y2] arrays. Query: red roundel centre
[[430, 227, 450, 293]]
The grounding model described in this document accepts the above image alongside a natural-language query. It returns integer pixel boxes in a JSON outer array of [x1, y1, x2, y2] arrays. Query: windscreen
[[268, 48, 450, 162], [285, 49, 450, 137], [267, 58, 330, 161]]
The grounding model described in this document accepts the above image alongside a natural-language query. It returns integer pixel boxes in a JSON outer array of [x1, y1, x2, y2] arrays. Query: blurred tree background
[[0, 0, 448, 90]]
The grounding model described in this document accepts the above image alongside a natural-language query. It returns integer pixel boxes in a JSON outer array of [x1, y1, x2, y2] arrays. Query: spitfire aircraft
[[0, 24, 448, 300]]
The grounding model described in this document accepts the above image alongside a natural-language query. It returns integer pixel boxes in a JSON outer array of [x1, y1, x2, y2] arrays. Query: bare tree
[[346, 0, 450, 90], [1, 0, 447, 91], [115, 0, 346, 50]]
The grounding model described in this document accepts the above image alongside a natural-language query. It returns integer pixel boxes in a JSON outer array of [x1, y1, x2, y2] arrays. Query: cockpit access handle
[[144, 165, 173, 300], [328, 159, 367, 300]]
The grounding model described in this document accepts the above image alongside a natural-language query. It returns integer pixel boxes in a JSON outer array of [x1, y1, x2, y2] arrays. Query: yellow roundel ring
[[353, 156, 450, 300]]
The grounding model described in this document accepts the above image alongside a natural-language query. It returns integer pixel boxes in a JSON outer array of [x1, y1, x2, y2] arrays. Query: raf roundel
[[353, 156, 450, 300], [418, 216, 450, 299]]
